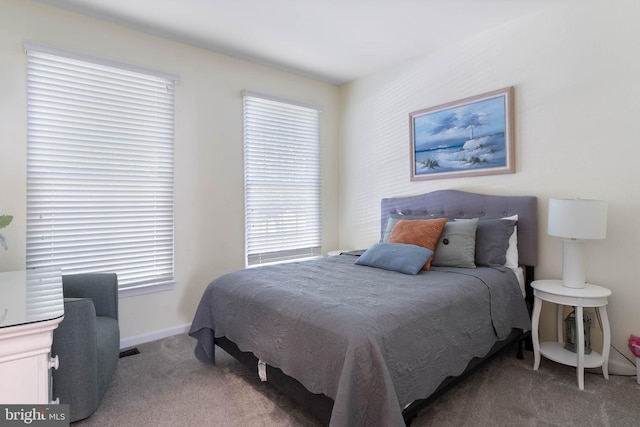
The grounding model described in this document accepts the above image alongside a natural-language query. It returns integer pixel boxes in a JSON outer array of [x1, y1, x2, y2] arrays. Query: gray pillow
[[355, 242, 433, 275], [431, 218, 478, 268], [475, 219, 517, 266], [381, 213, 443, 242]]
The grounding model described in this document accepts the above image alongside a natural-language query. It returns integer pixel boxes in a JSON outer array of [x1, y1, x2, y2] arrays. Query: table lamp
[[548, 198, 608, 288]]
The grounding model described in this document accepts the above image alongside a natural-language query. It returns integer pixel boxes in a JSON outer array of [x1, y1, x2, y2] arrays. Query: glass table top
[[0, 269, 64, 328]]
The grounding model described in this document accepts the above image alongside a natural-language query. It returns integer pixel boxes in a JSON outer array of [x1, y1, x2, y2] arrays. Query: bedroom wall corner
[[337, 0, 640, 363]]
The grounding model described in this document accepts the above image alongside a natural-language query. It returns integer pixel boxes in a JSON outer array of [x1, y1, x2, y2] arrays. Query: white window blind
[[25, 45, 177, 293], [243, 93, 322, 266]]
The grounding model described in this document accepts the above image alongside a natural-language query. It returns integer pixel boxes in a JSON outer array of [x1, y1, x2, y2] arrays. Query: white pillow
[[502, 215, 518, 269]]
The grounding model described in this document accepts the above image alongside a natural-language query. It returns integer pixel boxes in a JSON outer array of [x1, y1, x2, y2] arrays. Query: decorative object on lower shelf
[[564, 309, 592, 354]]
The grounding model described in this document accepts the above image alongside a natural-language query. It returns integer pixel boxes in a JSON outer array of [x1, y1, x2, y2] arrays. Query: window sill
[[246, 255, 323, 268], [118, 280, 175, 298]]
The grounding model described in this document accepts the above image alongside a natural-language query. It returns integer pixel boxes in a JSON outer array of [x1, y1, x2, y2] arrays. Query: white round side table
[[531, 279, 611, 390]]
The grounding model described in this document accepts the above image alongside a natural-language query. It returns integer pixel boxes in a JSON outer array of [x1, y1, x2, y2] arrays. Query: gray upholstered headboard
[[380, 190, 538, 267]]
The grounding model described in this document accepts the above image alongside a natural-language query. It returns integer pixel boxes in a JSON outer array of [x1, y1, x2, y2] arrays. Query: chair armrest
[[52, 298, 99, 419], [62, 273, 118, 320]]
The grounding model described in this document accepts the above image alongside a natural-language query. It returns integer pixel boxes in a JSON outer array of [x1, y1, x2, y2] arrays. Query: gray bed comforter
[[189, 254, 531, 427]]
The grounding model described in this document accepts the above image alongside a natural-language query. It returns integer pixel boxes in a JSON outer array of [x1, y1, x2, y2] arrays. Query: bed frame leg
[[516, 331, 531, 359], [517, 339, 524, 359]]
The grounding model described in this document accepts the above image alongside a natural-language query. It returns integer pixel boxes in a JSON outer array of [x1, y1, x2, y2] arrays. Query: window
[[243, 92, 322, 266], [25, 43, 179, 296]]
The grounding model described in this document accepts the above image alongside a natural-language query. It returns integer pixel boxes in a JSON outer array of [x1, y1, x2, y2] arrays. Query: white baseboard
[[608, 359, 637, 376], [120, 322, 191, 350], [586, 358, 637, 376]]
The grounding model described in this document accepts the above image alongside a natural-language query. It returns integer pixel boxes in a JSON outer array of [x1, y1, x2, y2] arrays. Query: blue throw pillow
[[355, 242, 433, 275]]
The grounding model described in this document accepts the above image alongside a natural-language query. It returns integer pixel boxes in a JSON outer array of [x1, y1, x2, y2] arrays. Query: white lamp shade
[[548, 198, 608, 240]]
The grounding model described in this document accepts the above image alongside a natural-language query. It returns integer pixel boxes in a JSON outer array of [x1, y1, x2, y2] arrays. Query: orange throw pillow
[[388, 218, 448, 270]]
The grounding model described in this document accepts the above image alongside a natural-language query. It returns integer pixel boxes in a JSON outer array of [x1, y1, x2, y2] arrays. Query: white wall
[[0, 0, 340, 340], [339, 0, 640, 363]]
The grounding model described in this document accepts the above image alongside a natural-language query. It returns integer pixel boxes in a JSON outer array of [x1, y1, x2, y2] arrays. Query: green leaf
[[0, 215, 13, 229]]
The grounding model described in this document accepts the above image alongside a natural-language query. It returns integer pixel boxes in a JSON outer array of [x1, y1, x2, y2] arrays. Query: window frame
[[24, 42, 179, 297], [242, 91, 323, 267]]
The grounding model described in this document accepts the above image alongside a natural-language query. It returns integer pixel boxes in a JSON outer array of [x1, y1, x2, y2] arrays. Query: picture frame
[[410, 86, 514, 181]]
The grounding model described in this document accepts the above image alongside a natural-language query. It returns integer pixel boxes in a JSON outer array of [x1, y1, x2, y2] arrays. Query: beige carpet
[[75, 334, 639, 427]]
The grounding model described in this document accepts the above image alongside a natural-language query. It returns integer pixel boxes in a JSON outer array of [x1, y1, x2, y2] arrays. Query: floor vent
[[119, 348, 140, 358]]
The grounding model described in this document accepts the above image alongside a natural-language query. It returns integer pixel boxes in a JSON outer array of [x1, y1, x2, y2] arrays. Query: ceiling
[[37, 0, 560, 85]]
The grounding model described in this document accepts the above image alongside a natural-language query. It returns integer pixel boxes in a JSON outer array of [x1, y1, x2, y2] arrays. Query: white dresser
[[0, 269, 64, 404]]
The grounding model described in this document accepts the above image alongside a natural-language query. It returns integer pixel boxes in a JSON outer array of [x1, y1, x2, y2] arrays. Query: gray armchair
[[52, 273, 120, 422]]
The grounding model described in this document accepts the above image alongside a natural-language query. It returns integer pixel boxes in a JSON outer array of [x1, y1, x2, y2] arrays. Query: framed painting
[[410, 86, 514, 181]]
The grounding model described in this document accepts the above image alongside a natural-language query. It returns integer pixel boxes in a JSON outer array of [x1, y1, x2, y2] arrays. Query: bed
[[189, 189, 538, 426]]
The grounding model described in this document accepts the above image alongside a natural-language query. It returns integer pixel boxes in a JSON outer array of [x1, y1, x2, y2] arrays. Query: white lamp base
[[562, 239, 586, 288]]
